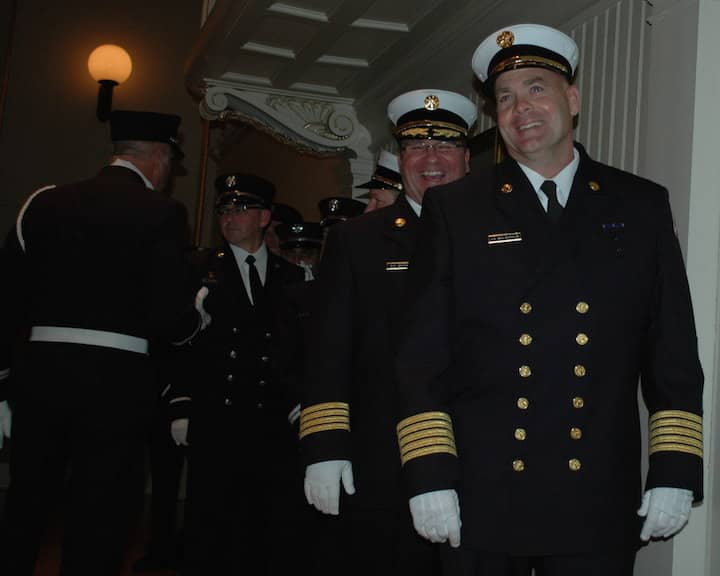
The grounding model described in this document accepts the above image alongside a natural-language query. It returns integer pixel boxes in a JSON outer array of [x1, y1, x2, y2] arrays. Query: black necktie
[[245, 254, 264, 308], [541, 180, 562, 224]]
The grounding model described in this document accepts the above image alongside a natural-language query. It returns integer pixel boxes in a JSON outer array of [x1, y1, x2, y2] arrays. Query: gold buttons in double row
[[574, 365, 587, 377], [576, 333, 589, 346], [519, 365, 532, 378], [570, 427, 583, 440], [576, 301, 590, 314], [517, 397, 530, 410], [572, 397, 585, 409], [520, 302, 532, 315], [514, 428, 527, 441], [519, 334, 533, 346], [513, 459, 525, 472], [569, 458, 582, 472]]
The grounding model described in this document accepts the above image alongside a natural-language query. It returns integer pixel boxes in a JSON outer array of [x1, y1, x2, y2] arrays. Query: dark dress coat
[[300, 196, 439, 575], [0, 165, 199, 575], [394, 145, 704, 556], [169, 242, 306, 575]]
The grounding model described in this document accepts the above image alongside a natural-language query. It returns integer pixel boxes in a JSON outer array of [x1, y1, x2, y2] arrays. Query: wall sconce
[[87, 44, 132, 122]]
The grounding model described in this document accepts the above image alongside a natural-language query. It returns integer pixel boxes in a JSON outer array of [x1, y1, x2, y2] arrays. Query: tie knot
[[246, 254, 256, 265], [540, 180, 557, 196]]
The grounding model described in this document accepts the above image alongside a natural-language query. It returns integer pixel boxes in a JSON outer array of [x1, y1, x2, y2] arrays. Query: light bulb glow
[[87, 44, 132, 84]]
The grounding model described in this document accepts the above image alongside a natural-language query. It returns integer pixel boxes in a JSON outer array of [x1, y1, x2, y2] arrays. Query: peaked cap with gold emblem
[[387, 88, 477, 142], [214, 172, 275, 212], [357, 150, 403, 194], [472, 23, 579, 94]]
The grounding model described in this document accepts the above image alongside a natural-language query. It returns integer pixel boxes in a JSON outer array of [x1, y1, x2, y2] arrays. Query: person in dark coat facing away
[[167, 173, 306, 576], [299, 88, 477, 575], [0, 110, 202, 576], [394, 23, 704, 576]]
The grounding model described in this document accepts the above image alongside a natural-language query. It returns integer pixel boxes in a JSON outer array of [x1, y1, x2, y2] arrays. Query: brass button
[[519, 334, 533, 346], [569, 458, 582, 472], [576, 301, 590, 314], [574, 365, 587, 377], [224, 398, 232, 406], [519, 365, 532, 378], [517, 397, 530, 410], [520, 302, 532, 315], [229, 350, 238, 359], [570, 427, 583, 440], [257, 402, 264, 409], [513, 459, 525, 472], [261, 355, 270, 363], [501, 183, 513, 194], [259, 379, 267, 387], [572, 397, 585, 409], [589, 181, 600, 192], [264, 331, 272, 340], [576, 333, 589, 346], [514, 428, 527, 441], [226, 374, 234, 382], [394, 217, 407, 229], [232, 327, 240, 334]]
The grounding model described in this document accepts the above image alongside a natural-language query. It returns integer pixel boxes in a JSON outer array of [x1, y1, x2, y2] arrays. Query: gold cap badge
[[424, 95, 440, 111], [497, 30, 515, 49], [394, 217, 407, 229], [225, 175, 236, 187]]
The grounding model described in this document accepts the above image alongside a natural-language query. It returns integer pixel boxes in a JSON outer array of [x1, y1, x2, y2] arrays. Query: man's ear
[[567, 84, 580, 118], [259, 208, 272, 228]]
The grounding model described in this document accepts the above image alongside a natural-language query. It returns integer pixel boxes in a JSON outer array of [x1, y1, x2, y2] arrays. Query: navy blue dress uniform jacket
[[394, 144, 704, 556], [300, 196, 440, 575], [167, 242, 306, 575], [0, 165, 200, 575]]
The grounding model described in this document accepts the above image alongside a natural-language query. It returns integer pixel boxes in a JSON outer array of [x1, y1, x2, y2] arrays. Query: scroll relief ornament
[[266, 95, 354, 141]]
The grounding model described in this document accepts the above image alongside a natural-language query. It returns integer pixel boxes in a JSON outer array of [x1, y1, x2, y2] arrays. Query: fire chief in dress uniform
[[0, 110, 200, 576], [394, 24, 704, 576], [299, 89, 476, 575], [167, 173, 305, 576]]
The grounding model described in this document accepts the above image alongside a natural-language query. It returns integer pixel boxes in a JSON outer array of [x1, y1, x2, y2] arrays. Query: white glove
[[195, 286, 212, 330], [170, 418, 189, 446], [0, 400, 11, 451], [304, 459, 355, 515], [409, 489, 462, 548], [638, 487, 693, 541]]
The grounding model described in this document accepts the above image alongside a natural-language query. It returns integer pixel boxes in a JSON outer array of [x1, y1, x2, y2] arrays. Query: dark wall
[[0, 0, 205, 238]]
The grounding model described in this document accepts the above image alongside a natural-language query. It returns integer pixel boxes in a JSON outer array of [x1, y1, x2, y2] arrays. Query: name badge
[[487, 231, 522, 245], [386, 260, 409, 271]]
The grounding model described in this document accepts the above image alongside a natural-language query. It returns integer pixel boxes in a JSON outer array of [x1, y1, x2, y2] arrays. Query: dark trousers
[[441, 548, 637, 576], [309, 492, 442, 576], [0, 343, 155, 576], [181, 410, 307, 576], [144, 396, 185, 559]]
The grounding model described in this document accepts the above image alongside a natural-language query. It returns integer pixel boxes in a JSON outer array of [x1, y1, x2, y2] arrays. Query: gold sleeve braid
[[299, 402, 350, 440], [648, 410, 703, 459], [397, 411, 457, 466]]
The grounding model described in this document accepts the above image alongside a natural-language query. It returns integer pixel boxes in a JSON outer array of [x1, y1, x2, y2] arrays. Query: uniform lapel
[[382, 195, 419, 256], [218, 242, 253, 309]]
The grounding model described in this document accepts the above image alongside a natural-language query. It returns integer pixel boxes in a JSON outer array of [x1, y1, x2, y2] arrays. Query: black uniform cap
[[277, 221, 323, 250], [110, 110, 184, 158], [215, 173, 276, 212], [318, 196, 366, 227]]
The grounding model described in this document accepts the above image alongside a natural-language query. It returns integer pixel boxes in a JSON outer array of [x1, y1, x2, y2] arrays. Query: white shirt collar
[[229, 242, 269, 303], [111, 158, 154, 190], [405, 195, 422, 217], [517, 146, 580, 209]]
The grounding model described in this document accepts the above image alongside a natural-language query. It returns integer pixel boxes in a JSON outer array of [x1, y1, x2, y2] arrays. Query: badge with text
[[487, 231, 522, 245], [385, 260, 409, 271]]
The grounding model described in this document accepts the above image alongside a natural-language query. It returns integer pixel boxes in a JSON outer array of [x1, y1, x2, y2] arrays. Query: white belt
[[30, 326, 149, 355]]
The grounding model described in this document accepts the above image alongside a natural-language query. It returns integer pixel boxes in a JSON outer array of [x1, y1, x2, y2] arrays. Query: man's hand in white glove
[[638, 487, 693, 541], [409, 489, 461, 548], [0, 400, 11, 451], [304, 459, 355, 515], [170, 418, 189, 446], [195, 286, 212, 330]]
